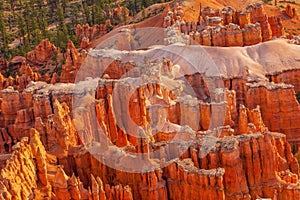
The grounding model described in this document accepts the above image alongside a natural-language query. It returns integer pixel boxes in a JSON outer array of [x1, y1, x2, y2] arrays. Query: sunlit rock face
[[286, 4, 298, 19], [76, 21, 111, 49], [25, 39, 58, 65], [163, 1, 285, 47], [0, 1, 300, 199], [1, 37, 300, 199]]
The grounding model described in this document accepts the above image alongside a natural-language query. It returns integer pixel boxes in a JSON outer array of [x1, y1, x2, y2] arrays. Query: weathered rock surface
[[76, 21, 111, 49], [286, 4, 298, 19], [0, 58, 8, 75], [25, 39, 58, 65], [245, 81, 300, 149], [164, 2, 284, 47], [0, 128, 133, 200], [1, 12, 300, 199], [242, 22, 262, 45], [0, 82, 78, 153], [247, 2, 273, 42], [0, 61, 43, 92], [288, 35, 300, 45], [60, 40, 86, 83], [187, 132, 300, 200], [163, 159, 225, 200], [268, 16, 284, 38], [0, 133, 51, 200]]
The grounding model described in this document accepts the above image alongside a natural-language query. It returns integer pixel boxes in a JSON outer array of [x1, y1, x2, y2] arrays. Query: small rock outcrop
[[76, 20, 112, 49], [25, 39, 58, 65], [286, 4, 298, 19]]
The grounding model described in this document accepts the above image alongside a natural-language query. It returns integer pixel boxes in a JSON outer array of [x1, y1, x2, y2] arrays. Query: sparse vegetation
[[0, 0, 170, 61], [279, 5, 285, 9], [263, 0, 272, 5]]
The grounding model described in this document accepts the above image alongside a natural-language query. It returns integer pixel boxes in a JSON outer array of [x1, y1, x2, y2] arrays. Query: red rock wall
[[0, 82, 77, 153], [188, 132, 300, 200], [237, 11, 251, 28], [166, 2, 284, 47], [0, 132, 50, 200], [270, 69, 300, 93], [0, 53, 300, 200], [0, 128, 133, 200], [222, 6, 237, 25], [245, 82, 300, 149], [268, 16, 284, 38], [163, 159, 225, 200]]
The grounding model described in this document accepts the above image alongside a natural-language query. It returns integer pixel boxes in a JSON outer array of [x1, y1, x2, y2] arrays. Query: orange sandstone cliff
[[0, 1, 300, 200]]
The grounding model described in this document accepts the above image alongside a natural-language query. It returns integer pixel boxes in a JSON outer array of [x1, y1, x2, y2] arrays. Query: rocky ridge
[[163, 2, 285, 46]]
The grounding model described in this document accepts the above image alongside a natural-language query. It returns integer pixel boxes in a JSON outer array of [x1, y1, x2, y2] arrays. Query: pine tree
[[23, 3, 32, 43], [0, 2, 3, 11], [126, 0, 136, 16], [17, 14, 26, 45], [70, 5, 80, 28], [37, 8, 49, 38], [9, 0, 15, 12], [28, 0, 42, 45], [47, 0, 58, 13], [91, 4, 96, 25], [57, 5, 68, 35], [56, 4, 69, 52], [122, 7, 128, 24], [92, 3, 104, 25], [83, 2, 91, 25], [0, 12, 9, 59], [142, 6, 146, 20], [61, 0, 69, 14], [36, 0, 44, 9]]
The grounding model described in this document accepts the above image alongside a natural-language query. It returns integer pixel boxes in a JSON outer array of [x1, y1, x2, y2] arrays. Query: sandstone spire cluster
[[0, 1, 299, 200], [0, 49, 300, 199], [76, 20, 112, 49], [163, 2, 285, 46]]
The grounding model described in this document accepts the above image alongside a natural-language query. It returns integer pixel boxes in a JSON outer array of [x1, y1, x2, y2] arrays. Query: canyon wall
[[0, 128, 133, 200], [0, 52, 299, 199], [1, 11, 300, 198], [245, 81, 300, 149]]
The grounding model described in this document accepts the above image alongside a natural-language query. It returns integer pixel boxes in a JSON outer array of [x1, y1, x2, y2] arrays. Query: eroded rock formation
[[268, 16, 284, 38], [288, 35, 300, 45], [0, 128, 133, 200], [60, 40, 87, 83], [163, 2, 284, 46], [286, 4, 298, 19], [0, 2, 300, 199], [0, 58, 8, 75], [0, 48, 299, 199], [76, 21, 112, 49], [245, 82, 300, 148], [25, 39, 58, 65]]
